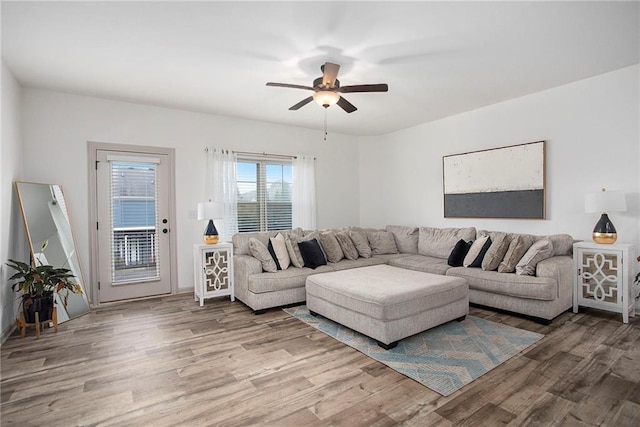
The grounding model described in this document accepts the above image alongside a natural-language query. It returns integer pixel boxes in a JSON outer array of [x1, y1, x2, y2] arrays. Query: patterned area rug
[[284, 306, 543, 396]]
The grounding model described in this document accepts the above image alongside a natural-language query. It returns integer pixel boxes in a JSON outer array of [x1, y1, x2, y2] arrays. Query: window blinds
[[110, 161, 160, 283], [236, 160, 292, 232]]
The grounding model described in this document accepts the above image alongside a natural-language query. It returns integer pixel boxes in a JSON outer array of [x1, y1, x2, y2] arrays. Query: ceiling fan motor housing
[[314, 77, 340, 90]]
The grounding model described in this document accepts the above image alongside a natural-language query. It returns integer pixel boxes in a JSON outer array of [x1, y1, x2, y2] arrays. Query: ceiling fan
[[266, 62, 388, 113]]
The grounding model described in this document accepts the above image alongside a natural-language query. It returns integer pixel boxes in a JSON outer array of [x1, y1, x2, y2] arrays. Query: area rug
[[283, 306, 543, 396]]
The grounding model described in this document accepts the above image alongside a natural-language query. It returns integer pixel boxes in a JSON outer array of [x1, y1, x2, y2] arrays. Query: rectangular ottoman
[[306, 264, 469, 349]]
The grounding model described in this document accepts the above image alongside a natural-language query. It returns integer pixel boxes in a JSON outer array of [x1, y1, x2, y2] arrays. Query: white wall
[[1, 61, 26, 341], [359, 65, 640, 252], [20, 89, 360, 298]]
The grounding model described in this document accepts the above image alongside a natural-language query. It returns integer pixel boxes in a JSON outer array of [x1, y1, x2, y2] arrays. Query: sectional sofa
[[232, 226, 574, 324]]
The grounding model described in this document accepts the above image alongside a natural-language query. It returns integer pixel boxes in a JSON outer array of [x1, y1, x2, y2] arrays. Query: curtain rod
[[204, 147, 315, 160]]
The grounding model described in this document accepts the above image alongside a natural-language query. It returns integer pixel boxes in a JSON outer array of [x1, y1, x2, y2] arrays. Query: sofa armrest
[[536, 256, 573, 298], [234, 254, 262, 303]]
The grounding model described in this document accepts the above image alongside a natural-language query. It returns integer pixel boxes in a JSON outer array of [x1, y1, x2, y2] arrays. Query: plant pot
[[22, 292, 54, 324]]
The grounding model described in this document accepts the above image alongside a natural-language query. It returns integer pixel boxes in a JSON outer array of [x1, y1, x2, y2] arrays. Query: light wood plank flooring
[[1, 294, 639, 426]]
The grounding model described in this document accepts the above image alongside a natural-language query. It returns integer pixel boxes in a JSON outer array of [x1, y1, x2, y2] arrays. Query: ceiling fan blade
[[266, 82, 315, 91], [321, 62, 340, 88], [339, 84, 389, 93], [337, 96, 357, 113], [289, 96, 314, 111]]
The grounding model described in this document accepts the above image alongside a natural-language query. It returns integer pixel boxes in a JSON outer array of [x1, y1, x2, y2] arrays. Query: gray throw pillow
[[516, 239, 554, 276], [386, 225, 418, 254], [249, 238, 277, 272], [285, 235, 304, 268], [318, 232, 344, 263], [498, 234, 535, 273], [481, 232, 511, 271], [546, 234, 574, 256], [349, 230, 372, 258], [367, 230, 399, 255], [335, 232, 359, 260]]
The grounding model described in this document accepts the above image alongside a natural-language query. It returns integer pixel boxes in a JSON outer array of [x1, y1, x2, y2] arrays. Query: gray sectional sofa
[[232, 225, 574, 324]]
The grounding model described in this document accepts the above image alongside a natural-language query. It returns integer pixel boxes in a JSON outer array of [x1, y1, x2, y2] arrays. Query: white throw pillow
[[463, 236, 490, 268], [269, 233, 290, 270]]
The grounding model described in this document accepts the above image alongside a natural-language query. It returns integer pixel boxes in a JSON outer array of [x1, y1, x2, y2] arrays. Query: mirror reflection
[[15, 182, 90, 322]]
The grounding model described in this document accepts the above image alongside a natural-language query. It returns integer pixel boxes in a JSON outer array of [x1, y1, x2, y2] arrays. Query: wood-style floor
[[1, 294, 639, 426]]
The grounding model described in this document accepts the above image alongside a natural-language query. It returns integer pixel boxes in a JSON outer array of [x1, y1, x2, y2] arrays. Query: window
[[236, 159, 292, 232]]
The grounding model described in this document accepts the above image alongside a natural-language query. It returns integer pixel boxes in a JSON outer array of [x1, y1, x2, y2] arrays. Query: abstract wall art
[[443, 141, 545, 219]]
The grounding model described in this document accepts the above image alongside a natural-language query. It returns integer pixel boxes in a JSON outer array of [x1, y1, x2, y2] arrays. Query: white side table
[[573, 242, 634, 323], [193, 242, 234, 306]]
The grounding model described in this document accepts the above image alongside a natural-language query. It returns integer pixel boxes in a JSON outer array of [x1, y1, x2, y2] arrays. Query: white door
[[96, 150, 172, 302]]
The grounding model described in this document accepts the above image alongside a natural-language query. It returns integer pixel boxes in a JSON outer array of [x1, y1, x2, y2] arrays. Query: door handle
[[162, 228, 169, 234]]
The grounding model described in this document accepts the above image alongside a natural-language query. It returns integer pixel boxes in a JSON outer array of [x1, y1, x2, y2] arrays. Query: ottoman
[[306, 264, 469, 349]]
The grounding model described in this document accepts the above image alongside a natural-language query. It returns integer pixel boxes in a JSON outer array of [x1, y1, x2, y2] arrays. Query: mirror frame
[[14, 181, 90, 321]]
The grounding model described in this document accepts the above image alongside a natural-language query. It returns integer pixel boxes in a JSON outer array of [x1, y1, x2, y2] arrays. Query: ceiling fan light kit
[[266, 61, 388, 113]]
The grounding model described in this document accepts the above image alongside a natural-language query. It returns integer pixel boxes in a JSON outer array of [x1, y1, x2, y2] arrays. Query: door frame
[[87, 141, 178, 305]]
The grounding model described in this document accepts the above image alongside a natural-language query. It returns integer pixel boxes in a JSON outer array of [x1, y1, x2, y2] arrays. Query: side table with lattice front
[[194, 243, 234, 306], [573, 242, 634, 323]]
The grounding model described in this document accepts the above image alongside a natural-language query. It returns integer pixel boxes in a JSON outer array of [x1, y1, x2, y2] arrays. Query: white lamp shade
[[585, 190, 627, 213], [197, 202, 224, 220]]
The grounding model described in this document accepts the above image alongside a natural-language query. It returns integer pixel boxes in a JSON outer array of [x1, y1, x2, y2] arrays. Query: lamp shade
[[584, 190, 627, 213], [197, 201, 224, 220]]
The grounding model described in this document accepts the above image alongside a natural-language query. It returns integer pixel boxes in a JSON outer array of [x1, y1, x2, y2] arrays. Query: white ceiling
[[2, 1, 638, 136]]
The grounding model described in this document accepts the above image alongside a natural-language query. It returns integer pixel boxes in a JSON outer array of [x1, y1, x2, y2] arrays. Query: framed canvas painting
[[442, 141, 545, 219]]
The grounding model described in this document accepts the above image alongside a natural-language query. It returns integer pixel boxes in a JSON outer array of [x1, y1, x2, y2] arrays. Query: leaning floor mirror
[[15, 181, 91, 322]]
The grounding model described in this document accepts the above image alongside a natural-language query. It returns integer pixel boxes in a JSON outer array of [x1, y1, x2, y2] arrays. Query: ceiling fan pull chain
[[324, 109, 328, 141]]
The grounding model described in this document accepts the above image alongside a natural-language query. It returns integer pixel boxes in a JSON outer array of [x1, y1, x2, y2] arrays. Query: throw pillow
[[285, 235, 304, 268], [349, 230, 372, 258], [498, 234, 535, 273], [418, 227, 477, 258], [546, 234, 574, 256], [298, 238, 327, 269], [318, 232, 344, 263], [516, 239, 554, 276], [267, 241, 282, 270], [447, 239, 472, 267], [335, 232, 359, 260], [269, 233, 290, 270], [248, 238, 278, 273], [386, 225, 418, 254], [481, 232, 511, 271], [367, 230, 399, 255], [463, 236, 492, 268]]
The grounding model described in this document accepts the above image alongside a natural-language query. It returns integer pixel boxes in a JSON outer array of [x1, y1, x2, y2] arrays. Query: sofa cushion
[[285, 235, 304, 268], [448, 239, 472, 267], [318, 232, 344, 263], [335, 232, 359, 260], [269, 233, 290, 270], [349, 230, 372, 258], [481, 232, 511, 271], [546, 234, 574, 256], [248, 265, 333, 293], [516, 239, 554, 276], [388, 254, 453, 275], [418, 227, 476, 258], [368, 230, 399, 255], [249, 238, 278, 272], [298, 238, 327, 269], [446, 267, 558, 301], [464, 236, 492, 268], [386, 225, 419, 254], [329, 257, 387, 271], [498, 234, 535, 273]]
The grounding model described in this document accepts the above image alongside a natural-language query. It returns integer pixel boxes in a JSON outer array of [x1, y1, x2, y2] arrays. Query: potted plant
[[6, 259, 82, 324]]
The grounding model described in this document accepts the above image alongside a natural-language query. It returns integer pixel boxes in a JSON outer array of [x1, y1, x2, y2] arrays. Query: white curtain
[[206, 147, 238, 242], [292, 155, 316, 229]]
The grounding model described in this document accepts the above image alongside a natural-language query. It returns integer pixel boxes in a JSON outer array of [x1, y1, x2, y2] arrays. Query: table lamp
[[197, 201, 224, 244], [584, 188, 626, 244]]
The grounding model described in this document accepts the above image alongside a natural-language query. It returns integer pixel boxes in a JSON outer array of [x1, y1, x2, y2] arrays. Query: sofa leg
[[253, 309, 266, 315], [455, 315, 466, 322], [377, 340, 398, 350], [309, 310, 318, 317]]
